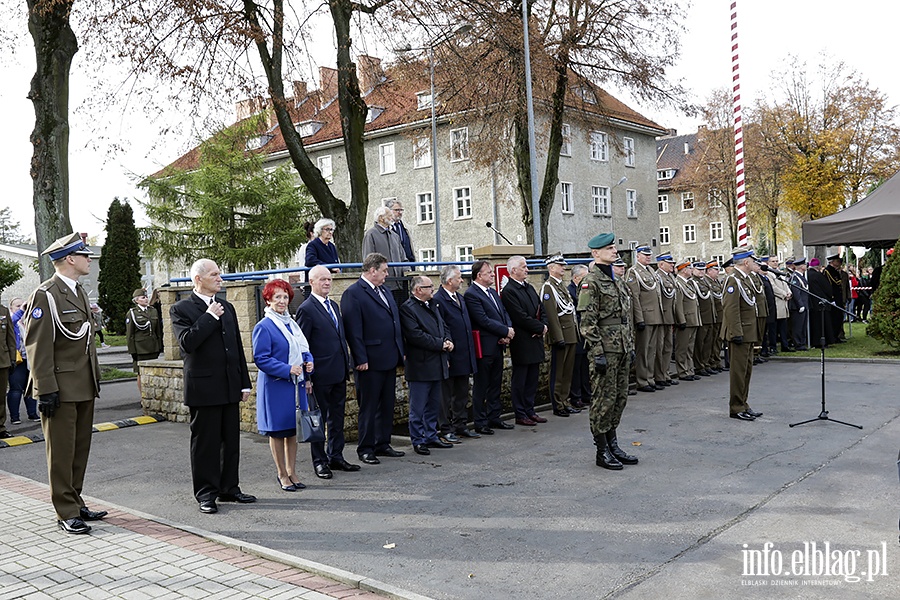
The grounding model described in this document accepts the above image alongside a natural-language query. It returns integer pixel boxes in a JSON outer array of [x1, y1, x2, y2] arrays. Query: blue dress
[[252, 317, 313, 437]]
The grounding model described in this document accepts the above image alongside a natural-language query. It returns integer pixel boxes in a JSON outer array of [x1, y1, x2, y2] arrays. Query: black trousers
[[440, 374, 471, 433], [472, 352, 504, 427], [355, 368, 396, 456], [510, 363, 539, 420], [309, 380, 348, 466], [569, 353, 591, 405], [189, 403, 241, 503]]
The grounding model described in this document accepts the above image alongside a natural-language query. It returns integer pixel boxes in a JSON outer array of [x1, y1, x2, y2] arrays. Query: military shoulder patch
[[31, 307, 43, 319], [543, 293, 550, 300], [726, 286, 735, 294], [581, 283, 589, 289]]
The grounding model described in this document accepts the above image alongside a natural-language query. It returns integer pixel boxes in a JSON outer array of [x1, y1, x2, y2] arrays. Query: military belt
[[598, 316, 628, 325]]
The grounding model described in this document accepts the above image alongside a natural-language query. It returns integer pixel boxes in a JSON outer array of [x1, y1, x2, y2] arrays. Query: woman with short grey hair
[[306, 218, 340, 270]]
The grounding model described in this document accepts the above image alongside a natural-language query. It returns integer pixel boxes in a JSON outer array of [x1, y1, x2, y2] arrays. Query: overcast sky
[[1, 0, 896, 244]]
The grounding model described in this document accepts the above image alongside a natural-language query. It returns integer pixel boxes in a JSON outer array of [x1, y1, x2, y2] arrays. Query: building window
[[454, 187, 472, 219], [711, 254, 725, 265], [684, 224, 696, 243], [591, 186, 610, 216], [559, 182, 573, 214], [681, 192, 694, 211], [416, 192, 434, 224], [659, 227, 670, 245], [623, 137, 635, 167], [684, 255, 697, 263], [710, 222, 724, 241], [456, 245, 474, 263], [657, 169, 676, 180], [379, 143, 396, 174], [416, 91, 433, 110], [450, 128, 469, 162], [366, 106, 384, 123], [708, 188, 722, 208], [658, 194, 669, 213], [317, 155, 333, 183], [413, 136, 431, 169], [560, 123, 572, 156], [626, 189, 637, 218], [590, 132, 609, 161], [419, 248, 436, 262]]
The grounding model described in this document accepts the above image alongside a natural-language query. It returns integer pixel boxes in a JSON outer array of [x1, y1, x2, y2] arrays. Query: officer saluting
[[25, 233, 105, 534], [578, 233, 637, 470]]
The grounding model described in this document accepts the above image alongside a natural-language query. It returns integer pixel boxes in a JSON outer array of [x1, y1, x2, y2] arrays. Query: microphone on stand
[[758, 263, 792, 278], [486, 222, 514, 245]]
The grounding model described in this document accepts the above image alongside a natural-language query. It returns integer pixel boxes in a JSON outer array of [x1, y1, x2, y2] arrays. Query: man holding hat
[[578, 233, 637, 470], [788, 258, 810, 350], [24, 233, 105, 534], [721, 247, 764, 421], [625, 245, 664, 393], [126, 288, 163, 396], [541, 253, 580, 417], [653, 254, 679, 387], [673, 261, 700, 381]]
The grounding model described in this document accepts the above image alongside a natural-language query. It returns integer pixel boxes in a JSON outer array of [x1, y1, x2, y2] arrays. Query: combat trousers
[[634, 325, 661, 388], [674, 326, 697, 377], [728, 340, 754, 415], [588, 352, 628, 436], [654, 325, 674, 384], [43, 399, 95, 520]]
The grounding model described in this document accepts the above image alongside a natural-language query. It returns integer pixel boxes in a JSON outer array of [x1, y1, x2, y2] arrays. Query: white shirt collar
[[56, 273, 79, 295], [194, 291, 216, 304]]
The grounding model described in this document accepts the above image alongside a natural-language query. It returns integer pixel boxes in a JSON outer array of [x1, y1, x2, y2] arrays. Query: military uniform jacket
[[126, 305, 163, 356], [692, 276, 716, 324], [540, 276, 578, 345], [0, 305, 15, 368], [708, 277, 724, 323], [626, 263, 664, 326], [24, 275, 101, 402], [720, 270, 760, 342], [577, 264, 633, 356], [746, 272, 767, 318], [657, 270, 677, 325], [824, 265, 845, 304], [674, 275, 701, 327], [789, 272, 809, 311]]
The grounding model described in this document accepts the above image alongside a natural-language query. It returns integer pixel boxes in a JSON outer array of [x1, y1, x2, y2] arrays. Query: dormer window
[[295, 121, 323, 137], [366, 106, 385, 123], [245, 134, 273, 151], [657, 169, 676, 180], [416, 91, 434, 111], [576, 86, 598, 104]]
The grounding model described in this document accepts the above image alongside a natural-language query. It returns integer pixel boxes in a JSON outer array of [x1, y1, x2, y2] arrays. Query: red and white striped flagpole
[[731, 1, 748, 246]]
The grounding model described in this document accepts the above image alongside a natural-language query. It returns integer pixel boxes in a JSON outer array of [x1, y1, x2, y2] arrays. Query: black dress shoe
[[637, 385, 656, 392], [678, 376, 694, 382], [440, 432, 462, 444], [566, 406, 581, 414], [79, 507, 108, 521], [474, 427, 494, 435], [58, 517, 91, 534], [691, 375, 702, 380], [426, 439, 454, 449], [413, 444, 430, 455], [359, 453, 381, 465], [653, 384, 666, 390], [218, 492, 257, 503], [655, 380, 670, 387], [199, 500, 218, 514], [375, 447, 405, 458], [746, 408, 764, 417], [315, 464, 333, 479], [553, 409, 570, 417], [696, 369, 710, 377], [456, 428, 481, 438], [730, 412, 756, 421], [329, 458, 362, 471], [668, 379, 679, 385], [490, 420, 515, 430]]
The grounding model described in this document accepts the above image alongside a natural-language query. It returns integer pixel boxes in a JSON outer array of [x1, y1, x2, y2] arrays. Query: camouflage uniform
[[578, 263, 634, 436]]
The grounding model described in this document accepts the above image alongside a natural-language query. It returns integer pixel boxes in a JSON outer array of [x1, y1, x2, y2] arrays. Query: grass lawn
[[100, 334, 127, 347], [784, 322, 900, 360], [100, 366, 135, 381]]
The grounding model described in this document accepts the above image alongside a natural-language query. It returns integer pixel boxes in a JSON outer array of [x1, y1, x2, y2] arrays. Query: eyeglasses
[[418, 285, 434, 289], [322, 227, 334, 232]]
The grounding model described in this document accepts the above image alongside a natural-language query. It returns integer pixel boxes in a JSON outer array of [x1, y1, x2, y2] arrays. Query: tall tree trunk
[[27, 0, 76, 280], [536, 57, 568, 254], [329, 0, 369, 263]]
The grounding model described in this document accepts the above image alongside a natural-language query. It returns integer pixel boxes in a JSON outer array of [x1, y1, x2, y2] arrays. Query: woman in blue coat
[[253, 280, 314, 491], [305, 218, 340, 269]]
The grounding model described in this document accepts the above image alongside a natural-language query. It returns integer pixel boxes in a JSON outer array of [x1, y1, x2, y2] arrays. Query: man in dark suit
[[296, 265, 361, 479], [464, 260, 515, 434], [788, 258, 810, 351], [170, 259, 255, 514], [389, 200, 415, 262], [340, 252, 406, 464], [434, 265, 479, 442], [501, 255, 548, 426], [400, 276, 454, 455]]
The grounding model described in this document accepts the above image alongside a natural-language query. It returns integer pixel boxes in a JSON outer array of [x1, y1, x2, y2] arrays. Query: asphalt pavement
[[2, 357, 900, 599]]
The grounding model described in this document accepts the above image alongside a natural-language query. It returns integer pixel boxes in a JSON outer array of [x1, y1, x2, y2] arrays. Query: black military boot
[[605, 428, 639, 465], [594, 435, 624, 470]]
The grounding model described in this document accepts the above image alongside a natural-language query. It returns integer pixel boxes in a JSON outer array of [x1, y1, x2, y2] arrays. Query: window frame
[[709, 221, 724, 242], [658, 194, 669, 213], [317, 155, 333, 183], [379, 142, 396, 175], [560, 123, 572, 157], [412, 136, 432, 169], [659, 227, 670, 245], [681, 191, 695, 211], [450, 127, 469, 162], [683, 224, 697, 244], [560, 181, 574, 214], [623, 136, 635, 167], [416, 192, 434, 224], [453, 186, 473, 220], [626, 189, 638, 218], [590, 131, 609, 162], [591, 185, 610, 216]]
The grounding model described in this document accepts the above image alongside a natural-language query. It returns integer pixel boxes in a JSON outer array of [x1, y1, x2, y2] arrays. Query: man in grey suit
[[362, 206, 405, 290]]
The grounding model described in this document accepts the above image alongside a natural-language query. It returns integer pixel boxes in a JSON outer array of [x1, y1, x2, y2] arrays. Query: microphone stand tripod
[[773, 271, 862, 429]]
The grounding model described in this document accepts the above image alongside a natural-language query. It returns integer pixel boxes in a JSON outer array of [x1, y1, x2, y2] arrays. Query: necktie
[[325, 298, 338, 328], [377, 286, 389, 306], [451, 293, 459, 306], [487, 288, 500, 311]]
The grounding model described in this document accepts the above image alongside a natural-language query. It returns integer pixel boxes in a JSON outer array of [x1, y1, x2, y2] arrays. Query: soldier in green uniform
[[673, 261, 701, 381], [577, 233, 637, 470], [721, 247, 764, 421], [748, 259, 768, 363], [25, 233, 105, 534], [690, 262, 717, 377], [126, 288, 164, 396], [541, 253, 580, 417], [653, 254, 679, 388], [625, 245, 664, 393], [705, 260, 725, 372]]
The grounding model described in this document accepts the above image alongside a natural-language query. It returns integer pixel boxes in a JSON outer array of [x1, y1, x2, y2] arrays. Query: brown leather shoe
[[529, 414, 548, 423], [515, 417, 537, 426]]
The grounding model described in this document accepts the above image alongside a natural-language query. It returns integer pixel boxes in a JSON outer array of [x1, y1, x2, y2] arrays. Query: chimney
[[319, 67, 338, 107], [683, 141, 690, 155], [667, 128, 677, 137], [357, 55, 385, 94], [292, 80, 308, 104], [235, 96, 265, 121]]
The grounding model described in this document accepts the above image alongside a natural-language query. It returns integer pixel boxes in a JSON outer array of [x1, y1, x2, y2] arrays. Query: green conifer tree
[[98, 199, 142, 334], [867, 239, 900, 348]]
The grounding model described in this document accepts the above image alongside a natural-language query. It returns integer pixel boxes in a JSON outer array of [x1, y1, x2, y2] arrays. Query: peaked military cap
[[42, 232, 93, 261], [793, 257, 807, 266], [731, 246, 755, 260], [675, 260, 692, 271], [826, 254, 843, 262], [706, 260, 720, 269], [656, 253, 676, 263], [588, 232, 616, 249], [635, 245, 652, 255], [785, 257, 795, 265], [692, 261, 707, 270], [722, 258, 734, 268], [612, 258, 626, 267], [133, 288, 148, 298], [544, 253, 566, 266]]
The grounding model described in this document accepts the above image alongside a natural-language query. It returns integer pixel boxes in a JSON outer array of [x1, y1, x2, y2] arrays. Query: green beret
[[588, 232, 615, 249]]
